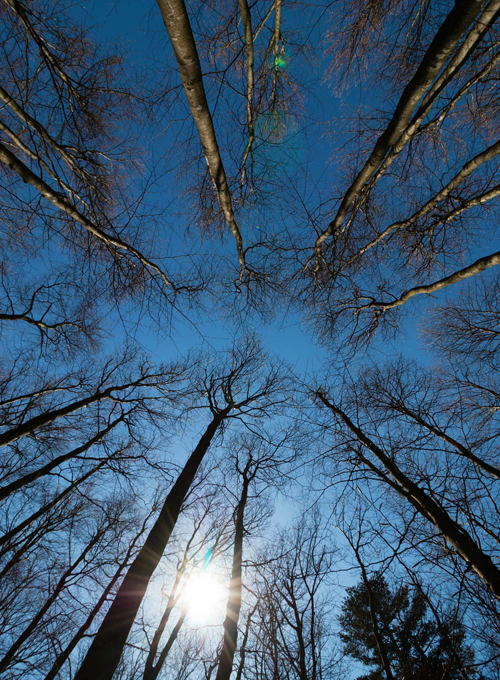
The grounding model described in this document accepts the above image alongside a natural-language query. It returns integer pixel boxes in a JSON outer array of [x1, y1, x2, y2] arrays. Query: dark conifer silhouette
[[339, 574, 475, 680]]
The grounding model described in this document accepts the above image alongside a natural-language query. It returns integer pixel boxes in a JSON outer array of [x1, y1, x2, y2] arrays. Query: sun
[[183, 571, 227, 625]]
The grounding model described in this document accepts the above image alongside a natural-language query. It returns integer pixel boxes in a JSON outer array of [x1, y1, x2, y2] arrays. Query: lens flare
[[183, 571, 227, 625], [274, 55, 287, 69]]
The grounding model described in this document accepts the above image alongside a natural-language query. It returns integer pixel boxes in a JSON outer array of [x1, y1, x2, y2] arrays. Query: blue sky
[[4, 2, 499, 678], [78, 0, 440, 376]]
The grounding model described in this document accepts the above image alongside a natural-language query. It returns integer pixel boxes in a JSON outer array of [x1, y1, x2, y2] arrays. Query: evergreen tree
[[339, 574, 475, 680]]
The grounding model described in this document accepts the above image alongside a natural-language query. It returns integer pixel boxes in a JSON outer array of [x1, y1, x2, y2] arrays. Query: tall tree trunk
[[291, 599, 309, 680], [271, 0, 282, 110], [215, 475, 250, 680], [155, 0, 247, 275], [143, 563, 183, 680], [317, 392, 500, 599], [356, 552, 394, 680], [0, 530, 102, 674], [42, 525, 147, 680], [314, 0, 493, 255], [0, 378, 145, 448], [144, 609, 187, 680], [239, 0, 255, 183], [0, 413, 126, 502], [74, 409, 229, 680], [235, 603, 257, 680]]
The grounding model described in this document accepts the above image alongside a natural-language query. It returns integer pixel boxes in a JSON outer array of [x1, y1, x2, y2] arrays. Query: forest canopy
[[1, 0, 500, 679]]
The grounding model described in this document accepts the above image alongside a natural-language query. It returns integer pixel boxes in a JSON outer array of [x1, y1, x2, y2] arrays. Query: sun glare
[[183, 571, 227, 625]]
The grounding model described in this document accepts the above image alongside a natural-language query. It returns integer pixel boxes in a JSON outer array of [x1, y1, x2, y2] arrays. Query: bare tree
[[302, 0, 500, 344], [141, 488, 233, 680], [0, 495, 145, 677], [155, 0, 248, 278], [248, 516, 337, 680], [314, 366, 500, 600], [425, 274, 500, 369], [74, 338, 287, 680], [153, 0, 311, 291], [215, 435, 282, 680], [42, 509, 157, 680], [0, 0, 200, 364], [0, 347, 190, 500]]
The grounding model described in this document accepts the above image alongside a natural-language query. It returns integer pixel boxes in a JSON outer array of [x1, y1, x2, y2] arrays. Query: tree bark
[[155, 0, 247, 275], [215, 474, 250, 680]]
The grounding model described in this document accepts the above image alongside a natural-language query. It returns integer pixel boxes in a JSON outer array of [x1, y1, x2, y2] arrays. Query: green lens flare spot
[[274, 55, 287, 69]]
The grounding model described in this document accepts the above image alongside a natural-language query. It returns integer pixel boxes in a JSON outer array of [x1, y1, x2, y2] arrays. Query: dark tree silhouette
[[339, 574, 475, 680], [74, 338, 287, 680]]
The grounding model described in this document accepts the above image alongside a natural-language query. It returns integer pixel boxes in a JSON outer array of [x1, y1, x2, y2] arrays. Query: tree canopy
[[1, 0, 500, 679]]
